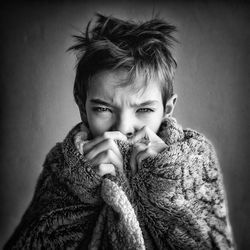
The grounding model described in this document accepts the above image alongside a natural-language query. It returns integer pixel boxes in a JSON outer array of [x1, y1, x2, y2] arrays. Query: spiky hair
[[69, 13, 177, 119]]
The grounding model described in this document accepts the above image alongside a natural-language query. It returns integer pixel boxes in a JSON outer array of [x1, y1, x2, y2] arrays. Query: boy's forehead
[[87, 69, 162, 102]]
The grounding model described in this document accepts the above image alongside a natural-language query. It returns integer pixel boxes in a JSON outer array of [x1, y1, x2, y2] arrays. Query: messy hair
[[68, 13, 177, 121]]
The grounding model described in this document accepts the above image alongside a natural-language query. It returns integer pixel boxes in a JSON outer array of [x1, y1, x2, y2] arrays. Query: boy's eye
[[137, 108, 154, 113], [93, 107, 111, 113]]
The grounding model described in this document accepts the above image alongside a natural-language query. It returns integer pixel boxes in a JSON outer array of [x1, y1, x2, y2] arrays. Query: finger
[[97, 163, 116, 177], [130, 142, 147, 175], [76, 140, 89, 155], [90, 149, 123, 174], [85, 138, 122, 160], [83, 131, 127, 154]]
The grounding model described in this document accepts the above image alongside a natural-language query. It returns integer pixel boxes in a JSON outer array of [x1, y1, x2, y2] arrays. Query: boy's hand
[[83, 131, 127, 177], [129, 126, 168, 175]]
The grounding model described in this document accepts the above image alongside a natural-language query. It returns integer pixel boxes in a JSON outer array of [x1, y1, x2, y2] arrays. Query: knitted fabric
[[4, 117, 234, 249]]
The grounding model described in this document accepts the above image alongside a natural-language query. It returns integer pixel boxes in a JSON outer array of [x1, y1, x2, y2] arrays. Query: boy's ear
[[164, 94, 178, 117]]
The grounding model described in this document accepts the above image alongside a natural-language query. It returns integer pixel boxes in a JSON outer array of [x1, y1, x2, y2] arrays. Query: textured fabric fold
[[4, 117, 234, 249]]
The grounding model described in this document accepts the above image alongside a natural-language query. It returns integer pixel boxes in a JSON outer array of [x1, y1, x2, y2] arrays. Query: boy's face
[[85, 69, 165, 138]]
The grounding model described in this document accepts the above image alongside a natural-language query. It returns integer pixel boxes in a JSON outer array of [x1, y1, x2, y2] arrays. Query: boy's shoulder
[[184, 127, 213, 145], [42, 123, 85, 173], [44, 122, 84, 163], [183, 128, 213, 146], [182, 127, 217, 158], [43, 142, 64, 169], [159, 118, 215, 152]]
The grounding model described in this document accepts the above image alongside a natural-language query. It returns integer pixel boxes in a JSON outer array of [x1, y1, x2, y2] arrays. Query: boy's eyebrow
[[132, 100, 159, 107], [90, 98, 113, 107], [90, 98, 159, 107]]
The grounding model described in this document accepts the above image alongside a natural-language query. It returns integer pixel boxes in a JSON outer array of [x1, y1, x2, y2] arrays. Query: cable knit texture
[[4, 117, 234, 249]]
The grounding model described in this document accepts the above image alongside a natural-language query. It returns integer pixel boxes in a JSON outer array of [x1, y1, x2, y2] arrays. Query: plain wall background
[[0, 1, 249, 249]]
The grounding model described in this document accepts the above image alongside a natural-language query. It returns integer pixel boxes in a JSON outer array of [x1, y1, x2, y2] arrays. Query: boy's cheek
[[88, 117, 113, 139]]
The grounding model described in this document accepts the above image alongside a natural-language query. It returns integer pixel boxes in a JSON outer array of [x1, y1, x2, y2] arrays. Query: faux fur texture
[[4, 117, 234, 249]]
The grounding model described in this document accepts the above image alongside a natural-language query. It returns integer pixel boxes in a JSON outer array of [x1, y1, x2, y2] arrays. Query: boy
[[5, 14, 234, 249]]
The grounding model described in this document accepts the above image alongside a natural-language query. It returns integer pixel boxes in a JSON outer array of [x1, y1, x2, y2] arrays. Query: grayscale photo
[[1, 1, 249, 249]]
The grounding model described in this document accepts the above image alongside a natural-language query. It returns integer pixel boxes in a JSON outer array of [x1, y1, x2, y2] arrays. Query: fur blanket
[[5, 117, 234, 249]]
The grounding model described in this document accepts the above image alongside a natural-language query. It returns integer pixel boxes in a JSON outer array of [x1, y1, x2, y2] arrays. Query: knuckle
[[97, 164, 105, 175], [98, 163, 105, 170], [105, 149, 113, 158], [103, 131, 110, 139]]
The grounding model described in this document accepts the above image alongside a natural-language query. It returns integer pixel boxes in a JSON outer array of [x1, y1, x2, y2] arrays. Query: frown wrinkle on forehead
[[90, 98, 160, 109], [88, 89, 159, 108], [87, 69, 163, 108]]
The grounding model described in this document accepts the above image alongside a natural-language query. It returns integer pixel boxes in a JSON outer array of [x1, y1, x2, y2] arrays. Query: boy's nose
[[113, 113, 136, 137], [116, 121, 135, 137]]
